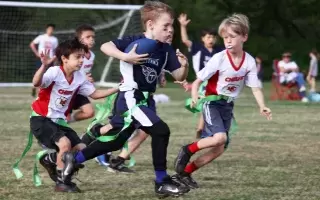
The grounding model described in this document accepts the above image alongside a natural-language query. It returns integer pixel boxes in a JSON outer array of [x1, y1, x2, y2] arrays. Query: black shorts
[[30, 116, 81, 151], [72, 95, 90, 110]]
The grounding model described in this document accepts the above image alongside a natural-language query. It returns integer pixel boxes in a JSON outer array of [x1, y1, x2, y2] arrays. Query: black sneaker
[[154, 175, 190, 198], [107, 156, 135, 173], [89, 123, 104, 138], [61, 152, 76, 182], [174, 145, 193, 174], [55, 170, 81, 193], [39, 153, 57, 182], [171, 173, 199, 189]]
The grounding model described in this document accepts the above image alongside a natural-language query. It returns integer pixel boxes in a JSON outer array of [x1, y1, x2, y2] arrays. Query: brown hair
[[140, 1, 174, 30], [75, 24, 95, 39], [218, 13, 249, 36]]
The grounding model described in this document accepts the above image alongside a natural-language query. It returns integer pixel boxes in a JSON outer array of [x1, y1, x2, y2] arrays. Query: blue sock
[[155, 170, 168, 183], [74, 151, 86, 164]]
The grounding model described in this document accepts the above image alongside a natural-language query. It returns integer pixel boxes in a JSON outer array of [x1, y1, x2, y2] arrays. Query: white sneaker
[[299, 86, 306, 92], [301, 97, 309, 103]]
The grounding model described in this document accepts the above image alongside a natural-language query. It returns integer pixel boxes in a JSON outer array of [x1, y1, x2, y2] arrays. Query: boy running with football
[[62, 1, 191, 197]]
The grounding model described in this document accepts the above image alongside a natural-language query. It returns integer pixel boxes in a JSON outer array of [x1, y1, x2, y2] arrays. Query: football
[[124, 38, 159, 55]]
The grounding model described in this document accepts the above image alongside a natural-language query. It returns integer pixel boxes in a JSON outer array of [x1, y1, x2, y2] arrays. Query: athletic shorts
[[30, 116, 81, 151], [201, 99, 234, 147], [109, 90, 158, 129]]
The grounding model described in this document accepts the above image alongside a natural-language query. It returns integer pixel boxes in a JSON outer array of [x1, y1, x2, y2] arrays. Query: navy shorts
[[201, 100, 234, 145], [109, 90, 158, 129]]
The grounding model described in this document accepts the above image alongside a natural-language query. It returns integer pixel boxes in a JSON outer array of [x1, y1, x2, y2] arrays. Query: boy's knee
[[56, 136, 71, 152], [142, 120, 170, 137], [214, 132, 228, 146], [81, 105, 95, 118]]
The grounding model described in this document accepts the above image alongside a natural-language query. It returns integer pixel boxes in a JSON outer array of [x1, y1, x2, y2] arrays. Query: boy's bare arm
[[171, 50, 189, 81], [32, 50, 50, 87], [100, 42, 148, 64], [251, 87, 272, 120], [29, 41, 39, 58], [178, 13, 192, 48], [90, 87, 119, 100]]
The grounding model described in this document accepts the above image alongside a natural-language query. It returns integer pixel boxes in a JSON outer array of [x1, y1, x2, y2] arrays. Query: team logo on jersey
[[55, 96, 68, 109], [142, 65, 157, 83], [222, 84, 239, 94], [225, 75, 245, 82]]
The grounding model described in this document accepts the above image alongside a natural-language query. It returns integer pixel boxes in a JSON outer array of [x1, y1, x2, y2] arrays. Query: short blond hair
[[218, 13, 249, 36], [140, 1, 174, 31]]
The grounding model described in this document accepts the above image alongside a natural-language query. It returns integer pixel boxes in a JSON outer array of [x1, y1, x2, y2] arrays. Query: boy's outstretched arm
[[89, 87, 119, 100], [100, 42, 148, 64], [178, 13, 192, 48], [32, 50, 51, 87], [251, 87, 272, 120]]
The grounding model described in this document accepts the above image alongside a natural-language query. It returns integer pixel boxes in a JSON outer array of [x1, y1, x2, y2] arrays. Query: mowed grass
[[1, 83, 320, 200]]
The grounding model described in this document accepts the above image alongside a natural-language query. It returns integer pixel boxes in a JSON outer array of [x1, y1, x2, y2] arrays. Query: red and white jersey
[[81, 51, 95, 74], [33, 34, 58, 58], [32, 66, 96, 119], [197, 50, 260, 98]]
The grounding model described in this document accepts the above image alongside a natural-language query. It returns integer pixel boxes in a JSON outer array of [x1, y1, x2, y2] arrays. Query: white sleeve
[[33, 35, 42, 44], [245, 60, 260, 88], [41, 67, 57, 88], [196, 54, 220, 81], [78, 80, 96, 97]]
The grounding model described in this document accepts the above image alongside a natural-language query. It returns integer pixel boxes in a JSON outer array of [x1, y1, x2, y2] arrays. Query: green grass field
[[1, 83, 320, 200]]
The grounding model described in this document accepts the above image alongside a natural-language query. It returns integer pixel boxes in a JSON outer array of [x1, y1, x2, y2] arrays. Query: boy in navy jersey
[[62, 1, 190, 198]]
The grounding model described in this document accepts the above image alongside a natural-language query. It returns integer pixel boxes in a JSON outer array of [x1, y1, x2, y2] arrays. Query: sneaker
[[171, 173, 199, 189], [61, 152, 77, 182], [39, 153, 57, 182], [55, 170, 81, 193], [174, 145, 192, 174], [107, 156, 135, 173], [299, 86, 306, 92], [95, 154, 110, 167], [154, 175, 190, 198], [89, 123, 104, 138], [301, 97, 309, 103]]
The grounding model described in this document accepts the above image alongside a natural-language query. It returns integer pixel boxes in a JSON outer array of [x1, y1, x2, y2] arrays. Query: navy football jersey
[[113, 35, 180, 93], [189, 42, 224, 73]]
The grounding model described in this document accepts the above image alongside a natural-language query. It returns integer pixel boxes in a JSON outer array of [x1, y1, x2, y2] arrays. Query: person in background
[[278, 52, 308, 102], [307, 49, 318, 93]]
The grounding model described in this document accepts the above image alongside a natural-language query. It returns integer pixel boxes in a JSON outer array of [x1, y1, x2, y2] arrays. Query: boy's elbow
[[32, 81, 40, 87]]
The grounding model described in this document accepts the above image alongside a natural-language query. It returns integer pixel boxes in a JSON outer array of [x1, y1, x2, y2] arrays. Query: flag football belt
[[86, 91, 151, 168], [185, 94, 234, 113], [13, 111, 69, 186]]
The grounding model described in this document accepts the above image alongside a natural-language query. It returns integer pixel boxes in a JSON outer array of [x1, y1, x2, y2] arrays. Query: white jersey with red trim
[[32, 66, 96, 119], [81, 51, 95, 74], [197, 50, 260, 99], [33, 34, 58, 58]]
